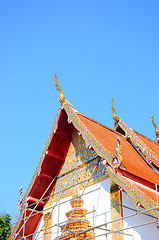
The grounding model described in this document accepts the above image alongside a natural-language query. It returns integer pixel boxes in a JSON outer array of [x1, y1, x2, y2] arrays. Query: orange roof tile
[[78, 113, 159, 186]]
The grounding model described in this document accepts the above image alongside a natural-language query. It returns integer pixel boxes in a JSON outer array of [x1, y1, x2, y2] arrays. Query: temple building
[[10, 74, 159, 240]]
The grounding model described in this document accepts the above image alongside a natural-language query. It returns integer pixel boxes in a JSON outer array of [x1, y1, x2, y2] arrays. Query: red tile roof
[[78, 113, 159, 186]]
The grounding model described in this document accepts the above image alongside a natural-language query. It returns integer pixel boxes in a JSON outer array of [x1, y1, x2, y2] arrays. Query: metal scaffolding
[[12, 156, 158, 240]]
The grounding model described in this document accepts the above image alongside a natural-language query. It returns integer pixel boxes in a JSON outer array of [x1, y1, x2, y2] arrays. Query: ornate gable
[[45, 130, 109, 206]]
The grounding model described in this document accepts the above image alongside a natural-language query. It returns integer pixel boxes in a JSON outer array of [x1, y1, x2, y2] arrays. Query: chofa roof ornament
[[54, 73, 66, 104], [151, 116, 159, 137], [111, 98, 119, 123]]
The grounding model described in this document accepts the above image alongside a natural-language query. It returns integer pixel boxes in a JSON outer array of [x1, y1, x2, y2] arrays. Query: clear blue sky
[[0, 1, 159, 222]]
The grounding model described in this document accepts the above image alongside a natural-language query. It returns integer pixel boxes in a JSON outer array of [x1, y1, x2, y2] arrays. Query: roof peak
[[54, 73, 65, 104], [151, 116, 159, 136], [111, 98, 119, 123]]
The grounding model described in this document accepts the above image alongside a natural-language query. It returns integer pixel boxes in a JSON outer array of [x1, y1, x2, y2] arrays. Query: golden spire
[[111, 98, 119, 123], [54, 73, 65, 104], [151, 116, 159, 137]]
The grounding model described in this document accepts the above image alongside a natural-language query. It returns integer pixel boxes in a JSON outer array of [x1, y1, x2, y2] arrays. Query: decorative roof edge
[[106, 166, 158, 218], [118, 119, 159, 168], [62, 100, 122, 168]]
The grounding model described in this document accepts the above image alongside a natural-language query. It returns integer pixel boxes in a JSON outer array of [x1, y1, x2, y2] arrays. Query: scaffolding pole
[[106, 220, 156, 237], [119, 204, 157, 219], [104, 211, 107, 240], [86, 230, 133, 239], [22, 200, 27, 238], [57, 182, 61, 240], [92, 206, 95, 240]]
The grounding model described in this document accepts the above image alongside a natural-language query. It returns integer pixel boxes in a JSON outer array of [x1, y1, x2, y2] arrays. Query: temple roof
[[10, 79, 159, 239]]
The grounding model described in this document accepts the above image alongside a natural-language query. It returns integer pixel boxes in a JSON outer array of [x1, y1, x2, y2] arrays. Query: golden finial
[[111, 98, 119, 123], [54, 73, 65, 104], [151, 116, 159, 137]]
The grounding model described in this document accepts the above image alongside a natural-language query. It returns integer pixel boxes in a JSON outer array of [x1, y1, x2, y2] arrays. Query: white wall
[[50, 178, 112, 240], [122, 191, 158, 240]]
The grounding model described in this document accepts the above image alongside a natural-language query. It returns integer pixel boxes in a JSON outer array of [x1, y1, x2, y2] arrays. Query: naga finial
[[151, 116, 159, 137], [54, 73, 65, 104], [111, 98, 119, 123]]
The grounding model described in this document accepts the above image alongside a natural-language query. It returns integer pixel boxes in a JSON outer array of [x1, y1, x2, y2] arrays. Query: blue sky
[[0, 1, 159, 222]]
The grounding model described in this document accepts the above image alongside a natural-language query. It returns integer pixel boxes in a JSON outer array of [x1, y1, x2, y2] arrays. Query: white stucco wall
[[122, 191, 158, 240], [51, 178, 111, 240]]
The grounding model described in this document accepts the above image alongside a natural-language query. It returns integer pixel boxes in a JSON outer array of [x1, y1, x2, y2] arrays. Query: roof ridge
[[119, 119, 159, 167], [134, 129, 159, 146]]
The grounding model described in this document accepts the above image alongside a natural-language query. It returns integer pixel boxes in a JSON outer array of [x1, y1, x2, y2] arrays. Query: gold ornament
[[111, 98, 119, 123], [151, 116, 159, 136], [54, 73, 65, 104]]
